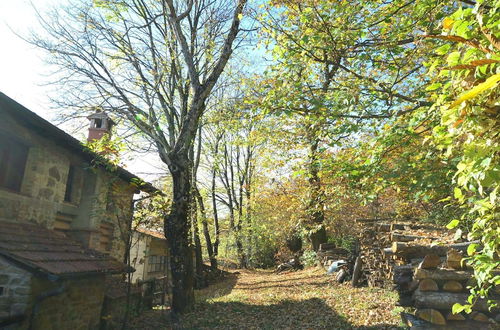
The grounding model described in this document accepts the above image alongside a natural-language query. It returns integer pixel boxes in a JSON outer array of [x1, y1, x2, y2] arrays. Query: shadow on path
[[178, 297, 401, 329]]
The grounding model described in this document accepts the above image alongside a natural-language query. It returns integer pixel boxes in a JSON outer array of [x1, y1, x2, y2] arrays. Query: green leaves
[[424, 0, 500, 313], [446, 219, 460, 229]]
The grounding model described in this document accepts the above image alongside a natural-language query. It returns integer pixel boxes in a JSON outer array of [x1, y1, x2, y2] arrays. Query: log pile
[[355, 218, 393, 287], [355, 218, 499, 327], [355, 218, 443, 288], [317, 243, 350, 267], [395, 245, 500, 328]]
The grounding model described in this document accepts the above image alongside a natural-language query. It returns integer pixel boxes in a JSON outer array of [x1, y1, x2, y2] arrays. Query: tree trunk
[[195, 186, 217, 270], [191, 197, 205, 288], [307, 137, 327, 251], [235, 230, 246, 268], [211, 166, 220, 258], [310, 226, 327, 252], [165, 154, 195, 314]]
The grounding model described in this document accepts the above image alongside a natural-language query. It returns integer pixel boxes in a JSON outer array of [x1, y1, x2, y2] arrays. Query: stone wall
[[28, 275, 106, 330], [0, 256, 32, 320]]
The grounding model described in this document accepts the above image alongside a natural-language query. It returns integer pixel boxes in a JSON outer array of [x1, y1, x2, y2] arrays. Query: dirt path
[[130, 267, 403, 329]]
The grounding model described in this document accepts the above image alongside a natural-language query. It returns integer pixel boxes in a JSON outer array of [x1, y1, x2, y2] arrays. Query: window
[[94, 118, 103, 128], [0, 286, 4, 296], [0, 134, 29, 192], [148, 255, 167, 273], [64, 165, 76, 202]]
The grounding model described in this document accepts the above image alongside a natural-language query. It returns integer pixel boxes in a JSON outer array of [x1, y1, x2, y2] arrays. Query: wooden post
[[352, 256, 362, 287]]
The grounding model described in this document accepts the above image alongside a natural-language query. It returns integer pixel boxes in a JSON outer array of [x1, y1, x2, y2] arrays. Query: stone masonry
[[0, 256, 32, 320]]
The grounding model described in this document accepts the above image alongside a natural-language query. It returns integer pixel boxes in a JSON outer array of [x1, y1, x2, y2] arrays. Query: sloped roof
[[0, 92, 158, 194], [0, 220, 130, 277], [135, 227, 166, 240]]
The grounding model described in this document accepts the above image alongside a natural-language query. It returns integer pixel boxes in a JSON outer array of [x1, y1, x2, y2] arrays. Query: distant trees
[[31, 0, 247, 313]]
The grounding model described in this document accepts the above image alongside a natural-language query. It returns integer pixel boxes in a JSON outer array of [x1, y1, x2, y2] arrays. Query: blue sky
[[0, 0, 56, 116], [0, 0, 168, 180], [0, 1, 267, 182], [0, 2, 193, 182]]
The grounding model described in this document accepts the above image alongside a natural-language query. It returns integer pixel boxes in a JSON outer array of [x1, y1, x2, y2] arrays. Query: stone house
[[129, 227, 170, 283], [0, 92, 157, 329]]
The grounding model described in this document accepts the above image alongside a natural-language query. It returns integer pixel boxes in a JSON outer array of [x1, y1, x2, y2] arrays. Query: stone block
[[49, 167, 61, 181], [14, 286, 31, 295], [10, 303, 28, 315], [0, 274, 9, 285]]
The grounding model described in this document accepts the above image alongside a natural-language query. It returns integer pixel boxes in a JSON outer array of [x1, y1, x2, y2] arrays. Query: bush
[[300, 250, 317, 267], [327, 235, 356, 252]]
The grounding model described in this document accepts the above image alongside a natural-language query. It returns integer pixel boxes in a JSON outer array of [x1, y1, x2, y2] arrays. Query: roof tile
[[0, 220, 129, 277]]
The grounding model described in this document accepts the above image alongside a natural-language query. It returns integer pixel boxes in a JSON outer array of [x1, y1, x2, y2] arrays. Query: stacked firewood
[[393, 243, 500, 328], [317, 243, 350, 267], [355, 218, 499, 327], [355, 218, 393, 287], [355, 219, 443, 288]]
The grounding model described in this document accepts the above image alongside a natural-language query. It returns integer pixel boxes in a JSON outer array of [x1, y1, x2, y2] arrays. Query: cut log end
[[418, 254, 442, 269], [416, 308, 446, 325], [446, 312, 466, 321], [443, 280, 464, 293], [418, 279, 438, 292]]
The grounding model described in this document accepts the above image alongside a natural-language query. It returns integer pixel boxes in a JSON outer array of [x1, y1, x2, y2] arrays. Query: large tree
[[30, 0, 247, 313], [257, 0, 451, 248]]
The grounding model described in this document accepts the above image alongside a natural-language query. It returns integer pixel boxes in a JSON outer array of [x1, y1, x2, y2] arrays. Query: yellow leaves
[[450, 74, 500, 108], [443, 17, 454, 30], [448, 59, 500, 71], [238, 13, 243, 20]]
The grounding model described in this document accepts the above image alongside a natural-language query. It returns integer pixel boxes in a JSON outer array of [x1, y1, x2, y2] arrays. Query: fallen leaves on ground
[[130, 267, 404, 329]]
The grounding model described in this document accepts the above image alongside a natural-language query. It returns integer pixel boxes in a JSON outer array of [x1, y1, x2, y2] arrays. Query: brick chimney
[[87, 111, 115, 142]]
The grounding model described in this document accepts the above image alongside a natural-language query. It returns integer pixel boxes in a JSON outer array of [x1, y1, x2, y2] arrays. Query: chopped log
[[335, 268, 348, 283], [391, 232, 437, 242], [391, 223, 444, 231], [317, 248, 350, 256], [393, 265, 414, 285], [446, 312, 466, 321], [418, 254, 442, 269], [351, 256, 362, 287], [376, 223, 391, 232], [356, 218, 391, 223], [416, 309, 446, 325], [447, 249, 463, 270], [414, 268, 472, 281], [391, 223, 409, 231], [443, 280, 464, 293], [408, 280, 419, 292], [469, 312, 491, 323], [418, 279, 438, 292], [392, 241, 478, 260], [413, 290, 499, 312], [401, 312, 431, 329]]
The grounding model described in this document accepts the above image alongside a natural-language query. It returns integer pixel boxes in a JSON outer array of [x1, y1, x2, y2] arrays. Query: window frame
[[0, 133, 29, 193]]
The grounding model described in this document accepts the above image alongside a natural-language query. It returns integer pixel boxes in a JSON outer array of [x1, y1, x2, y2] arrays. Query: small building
[[0, 221, 128, 329], [0, 92, 158, 329], [129, 227, 169, 284]]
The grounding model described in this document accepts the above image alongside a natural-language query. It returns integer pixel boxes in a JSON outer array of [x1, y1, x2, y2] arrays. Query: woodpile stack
[[355, 218, 442, 288], [395, 244, 500, 328], [354, 218, 499, 328], [317, 243, 350, 267], [355, 218, 393, 287]]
